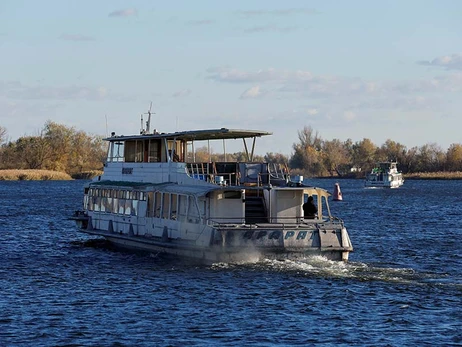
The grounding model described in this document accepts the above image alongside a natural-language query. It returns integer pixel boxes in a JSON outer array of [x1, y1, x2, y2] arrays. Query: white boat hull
[[73, 216, 352, 263], [70, 125, 353, 264], [365, 162, 404, 188]]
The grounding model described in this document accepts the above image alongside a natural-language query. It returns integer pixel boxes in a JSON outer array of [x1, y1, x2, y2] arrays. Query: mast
[[144, 102, 154, 134]]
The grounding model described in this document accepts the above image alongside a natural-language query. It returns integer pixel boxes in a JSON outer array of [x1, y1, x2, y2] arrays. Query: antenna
[[144, 102, 155, 134], [105, 114, 108, 137], [140, 114, 144, 134]]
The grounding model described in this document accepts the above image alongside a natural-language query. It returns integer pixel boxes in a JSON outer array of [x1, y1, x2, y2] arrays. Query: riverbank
[[0, 169, 102, 180], [403, 171, 462, 180], [1, 169, 461, 181]]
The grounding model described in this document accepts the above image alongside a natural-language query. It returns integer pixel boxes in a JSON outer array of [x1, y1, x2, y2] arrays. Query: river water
[[0, 179, 460, 346]]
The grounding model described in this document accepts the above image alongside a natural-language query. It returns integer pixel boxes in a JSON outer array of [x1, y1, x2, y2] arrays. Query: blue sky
[[1, 0, 461, 155]]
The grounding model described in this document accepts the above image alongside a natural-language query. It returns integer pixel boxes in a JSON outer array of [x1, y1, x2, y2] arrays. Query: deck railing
[[185, 162, 289, 187]]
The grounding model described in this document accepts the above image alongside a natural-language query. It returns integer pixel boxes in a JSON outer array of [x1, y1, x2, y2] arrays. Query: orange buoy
[[333, 182, 343, 201]]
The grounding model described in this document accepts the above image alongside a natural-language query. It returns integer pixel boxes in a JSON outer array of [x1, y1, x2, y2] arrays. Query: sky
[[1, 0, 461, 155]]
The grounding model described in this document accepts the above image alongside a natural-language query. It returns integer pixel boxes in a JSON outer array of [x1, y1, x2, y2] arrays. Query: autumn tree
[[14, 135, 52, 169], [322, 139, 351, 176], [0, 126, 7, 144], [351, 138, 377, 172], [414, 143, 445, 172], [289, 126, 324, 176], [446, 143, 462, 171]]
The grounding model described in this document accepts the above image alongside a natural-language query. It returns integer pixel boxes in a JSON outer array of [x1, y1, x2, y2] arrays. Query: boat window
[[112, 198, 118, 213], [124, 199, 131, 215], [147, 192, 154, 217], [136, 141, 143, 162], [170, 194, 178, 220], [188, 196, 200, 224], [162, 193, 170, 219], [155, 192, 161, 218], [178, 195, 188, 222], [148, 140, 160, 162], [118, 199, 125, 214], [111, 141, 125, 162], [93, 196, 101, 212], [132, 200, 138, 216], [84, 195, 89, 210], [106, 197, 113, 212], [88, 196, 94, 210], [100, 197, 106, 212], [125, 141, 137, 162]]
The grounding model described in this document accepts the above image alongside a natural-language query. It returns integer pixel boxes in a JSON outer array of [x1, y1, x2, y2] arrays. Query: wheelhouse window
[[148, 140, 160, 162], [107, 141, 124, 162]]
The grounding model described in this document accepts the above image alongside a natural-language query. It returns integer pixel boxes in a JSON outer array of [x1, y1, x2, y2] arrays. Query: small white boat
[[70, 109, 353, 263], [365, 162, 404, 188]]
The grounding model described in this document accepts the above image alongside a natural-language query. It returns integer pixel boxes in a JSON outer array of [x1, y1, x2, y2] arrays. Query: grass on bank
[[403, 171, 462, 180], [0, 169, 103, 180]]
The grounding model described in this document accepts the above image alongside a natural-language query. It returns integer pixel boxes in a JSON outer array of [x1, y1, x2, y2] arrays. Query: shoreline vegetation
[[0, 170, 102, 181], [1, 169, 461, 181]]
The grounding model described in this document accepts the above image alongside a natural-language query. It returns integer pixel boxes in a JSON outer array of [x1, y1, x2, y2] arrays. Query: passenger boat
[[364, 162, 404, 188], [70, 113, 353, 263]]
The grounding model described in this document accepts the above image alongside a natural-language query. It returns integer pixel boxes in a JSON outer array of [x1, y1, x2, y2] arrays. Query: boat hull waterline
[[72, 217, 352, 263]]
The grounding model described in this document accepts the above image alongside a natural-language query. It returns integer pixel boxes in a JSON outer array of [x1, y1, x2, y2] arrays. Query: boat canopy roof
[[105, 128, 272, 142], [90, 181, 242, 197]]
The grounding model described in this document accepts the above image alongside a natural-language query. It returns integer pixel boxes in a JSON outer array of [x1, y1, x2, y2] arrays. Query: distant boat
[[70, 107, 353, 263], [365, 162, 404, 188]]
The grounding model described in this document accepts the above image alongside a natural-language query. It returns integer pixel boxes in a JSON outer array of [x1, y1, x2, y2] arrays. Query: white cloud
[[343, 111, 356, 121], [108, 8, 137, 18], [207, 67, 313, 83], [417, 53, 462, 70], [306, 108, 318, 116], [240, 86, 263, 99], [207, 67, 462, 111]]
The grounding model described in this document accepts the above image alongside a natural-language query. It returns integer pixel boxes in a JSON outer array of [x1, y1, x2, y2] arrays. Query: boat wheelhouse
[[365, 162, 404, 188], [71, 123, 353, 263]]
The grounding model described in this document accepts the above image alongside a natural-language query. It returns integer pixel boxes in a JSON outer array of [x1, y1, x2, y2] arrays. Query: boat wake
[[213, 256, 459, 288]]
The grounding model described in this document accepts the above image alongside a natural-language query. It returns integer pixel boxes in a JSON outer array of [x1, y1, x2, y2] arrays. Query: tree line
[[287, 126, 462, 177], [0, 122, 106, 176], [182, 126, 462, 177], [1, 123, 461, 177]]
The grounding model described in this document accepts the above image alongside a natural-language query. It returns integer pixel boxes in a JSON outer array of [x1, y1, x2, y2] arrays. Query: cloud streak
[[206, 66, 462, 117], [243, 24, 297, 34], [172, 89, 192, 98], [240, 86, 264, 99], [0, 81, 128, 101], [417, 53, 462, 70], [207, 67, 314, 83], [236, 8, 318, 17], [108, 8, 137, 18]]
